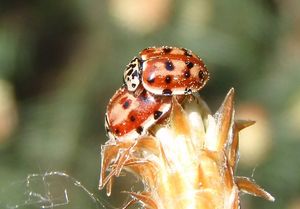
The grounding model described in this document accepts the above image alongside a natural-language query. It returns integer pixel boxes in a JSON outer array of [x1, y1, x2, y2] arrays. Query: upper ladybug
[[123, 46, 209, 96]]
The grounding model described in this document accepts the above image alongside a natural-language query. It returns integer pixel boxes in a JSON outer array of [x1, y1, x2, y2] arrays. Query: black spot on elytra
[[182, 48, 192, 57], [163, 47, 172, 53], [186, 61, 194, 69], [147, 76, 155, 84], [165, 61, 174, 71], [115, 128, 120, 135], [184, 70, 190, 78], [123, 100, 131, 109], [136, 126, 143, 135], [130, 115, 136, 122], [154, 111, 163, 120], [162, 89, 172, 95], [165, 75, 172, 84]]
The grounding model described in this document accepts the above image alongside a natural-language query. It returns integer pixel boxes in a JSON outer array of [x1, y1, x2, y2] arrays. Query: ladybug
[[123, 46, 209, 96], [105, 86, 172, 141]]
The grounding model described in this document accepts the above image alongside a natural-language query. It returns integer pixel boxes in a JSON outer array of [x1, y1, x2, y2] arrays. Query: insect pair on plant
[[105, 46, 209, 142]]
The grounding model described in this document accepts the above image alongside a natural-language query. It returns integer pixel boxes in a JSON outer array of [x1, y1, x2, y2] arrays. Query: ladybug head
[[123, 57, 142, 92]]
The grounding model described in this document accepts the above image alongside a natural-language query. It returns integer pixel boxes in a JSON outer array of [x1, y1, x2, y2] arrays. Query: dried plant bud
[[100, 89, 274, 209]]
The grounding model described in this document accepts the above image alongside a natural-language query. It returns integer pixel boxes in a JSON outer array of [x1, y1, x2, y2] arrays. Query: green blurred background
[[0, 0, 299, 208]]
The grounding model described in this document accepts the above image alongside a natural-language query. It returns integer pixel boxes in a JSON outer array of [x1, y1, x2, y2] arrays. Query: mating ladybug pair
[[105, 46, 209, 141]]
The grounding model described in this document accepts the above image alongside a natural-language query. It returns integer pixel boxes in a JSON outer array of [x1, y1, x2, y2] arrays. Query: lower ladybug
[[123, 46, 209, 96], [105, 86, 172, 141]]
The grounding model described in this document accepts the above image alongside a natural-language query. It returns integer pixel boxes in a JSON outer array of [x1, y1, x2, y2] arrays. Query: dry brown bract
[[99, 88, 275, 209]]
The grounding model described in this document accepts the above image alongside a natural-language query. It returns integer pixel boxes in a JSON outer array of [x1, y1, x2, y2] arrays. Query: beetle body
[[108, 46, 209, 141], [105, 86, 172, 141], [124, 46, 209, 96]]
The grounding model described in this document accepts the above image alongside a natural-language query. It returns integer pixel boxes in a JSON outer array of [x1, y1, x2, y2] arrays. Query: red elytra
[[108, 46, 209, 141], [105, 86, 172, 141], [123, 46, 209, 96]]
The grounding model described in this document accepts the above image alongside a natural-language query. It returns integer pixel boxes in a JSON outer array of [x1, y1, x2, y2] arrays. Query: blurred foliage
[[0, 0, 299, 208]]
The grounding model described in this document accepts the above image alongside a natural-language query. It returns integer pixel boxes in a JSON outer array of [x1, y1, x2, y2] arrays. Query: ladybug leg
[[235, 177, 275, 201], [99, 142, 134, 190], [100, 139, 155, 191], [114, 141, 138, 176], [100, 143, 138, 195], [99, 144, 120, 190]]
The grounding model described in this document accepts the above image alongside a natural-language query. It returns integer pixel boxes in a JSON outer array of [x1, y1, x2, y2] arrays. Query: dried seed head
[[100, 89, 274, 209]]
